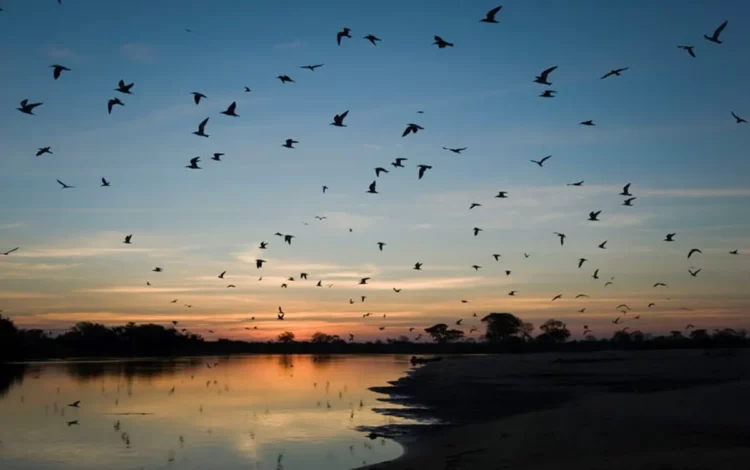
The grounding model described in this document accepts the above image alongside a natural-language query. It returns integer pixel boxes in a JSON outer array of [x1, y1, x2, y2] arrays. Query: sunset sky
[[1, 0, 749, 341]]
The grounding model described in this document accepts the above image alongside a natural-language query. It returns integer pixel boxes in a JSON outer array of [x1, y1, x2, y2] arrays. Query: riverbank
[[361, 349, 750, 469]]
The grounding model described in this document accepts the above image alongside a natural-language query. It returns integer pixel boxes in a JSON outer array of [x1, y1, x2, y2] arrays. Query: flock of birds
[[2, 4, 748, 341]]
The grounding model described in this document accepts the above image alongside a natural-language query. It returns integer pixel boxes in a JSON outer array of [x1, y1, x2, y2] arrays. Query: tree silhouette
[[277, 331, 296, 344], [424, 324, 464, 343], [480, 313, 525, 343], [310, 332, 341, 344], [536, 319, 571, 343], [689, 329, 710, 341]]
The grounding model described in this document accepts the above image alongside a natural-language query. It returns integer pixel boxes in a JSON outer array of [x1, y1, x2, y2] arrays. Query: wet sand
[[359, 349, 750, 469]]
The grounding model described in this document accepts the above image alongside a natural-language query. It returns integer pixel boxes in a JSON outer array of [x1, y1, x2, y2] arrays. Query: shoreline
[[358, 349, 750, 469]]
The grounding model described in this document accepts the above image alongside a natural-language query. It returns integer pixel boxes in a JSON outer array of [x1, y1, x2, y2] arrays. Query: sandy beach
[[360, 350, 750, 470]]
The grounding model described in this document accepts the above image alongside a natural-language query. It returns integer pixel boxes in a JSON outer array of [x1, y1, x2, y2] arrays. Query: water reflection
[[0, 355, 413, 470]]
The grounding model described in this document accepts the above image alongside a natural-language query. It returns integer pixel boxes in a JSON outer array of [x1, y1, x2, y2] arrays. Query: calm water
[[0, 355, 416, 470]]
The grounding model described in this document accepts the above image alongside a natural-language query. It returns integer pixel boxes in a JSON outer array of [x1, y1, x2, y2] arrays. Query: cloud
[[121, 42, 155, 63], [15, 247, 153, 258], [43, 45, 75, 59], [273, 40, 305, 50]]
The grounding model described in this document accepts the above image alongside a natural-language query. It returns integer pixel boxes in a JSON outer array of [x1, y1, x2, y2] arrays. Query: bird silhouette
[[568, 181, 584, 186], [278, 307, 285, 320], [473, 227, 483, 236], [193, 117, 210, 138], [578, 258, 587, 268], [101, 177, 111, 187], [580, 120, 595, 126], [492, 254, 501, 261], [107, 97, 124, 114], [2, 247, 20, 256], [623, 197, 636, 206], [377, 242, 386, 251], [653, 282, 668, 288], [433, 36, 454, 48], [402, 123, 424, 137], [413, 262, 423, 270], [612, 317, 621, 324], [374, 167, 389, 177], [367, 181, 378, 194], [601, 67, 629, 79], [191, 92, 206, 104], [495, 191, 508, 198], [284, 235, 294, 245], [531, 155, 552, 167], [576, 294, 589, 298], [301, 64, 324, 71], [57, 179, 75, 189], [534, 66, 558, 85], [731, 112, 746, 124], [598, 240, 608, 249], [50, 64, 71, 80], [256, 259, 266, 269], [539, 90, 557, 98], [259, 242, 268, 249], [391, 158, 408, 168], [588, 210, 602, 221], [186, 157, 201, 169], [68, 400, 80, 408], [505, 270, 512, 276], [417, 165, 432, 179], [337, 27, 352, 45], [18, 99, 43, 115], [480, 6, 503, 23], [211, 153, 223, 162], [620, 183, 633, 196], [664, 233, 676, 242], [220, 102, 239, 117], [277, 75, 295, 84], [704, 20, 728, 44], [552, 294, 563, 301], [472, 265, 482, 271], [443, 147, 467, 154], [114, 80, 134, 95], [688, 248, 702, 259], [331, 110, 349, 127], [359, 277, 370, 285], [244, 86, 251, 93], [123, 234, 132, 244], [678, 45, 696, 57], [36, 147, 53, 157], [592, 269, 600, 279], [218, 271, 226, 279], [554, 232, 567, 246], [605, 281, 613, 287], [153, 267, 163, 273], [282, 139, 298, 149], [470, 203, 482, 210], [729, 249, 739, 255], [688, 268, 702, 277], [363, 34, 381, 45]]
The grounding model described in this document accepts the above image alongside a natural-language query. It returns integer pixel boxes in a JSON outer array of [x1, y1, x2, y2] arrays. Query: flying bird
[[578, 258, 587, 268], [731, 112, 746, 124], [480, 6, 503, 23], [653, 283, 668, 288], [402, 123, 424, 137], [432, 36, 454, 48], [534, 66, 558, 85], [472, 265, 482, 271], [417, 165, 432, 179], [598, 240, 608, 249], [374, 167, 389, 177], [363, 34, 381, 45], [256, 259, 266, 269], [592, 269, 600, 280], [704, 20, 728, 44], [531, 155, 551, 167], [211, 153, 223, 161], [107, 97, 124, 114], [616, 304, 631, 310], [278, 306, 285, 320], [367, 181, 378, 194], [259, 241, 268, 249], [688, 248, 702, 259], [539, 90, 557, 98], [101, 177, 111, 187], [688, 268, 702, 277], [227, 284, 236, 288], [678, 45, 696, 58], [186, 157, 201, 169], [473, 227, 483, 236], [284, 235, 294, 245], [729, 250, 739, 255], [495, 191, 508, 198], [505, 270, 512, 276], [322, 185, 329, 194], [300, 64, 324, 71], [391, 158, 408, 168], [277, 75, 295, 84], [568, 181, 584, 186], [443, 147, 467, 154], [664, 233, 676, 242], [1, 247, 19, 256], [508, 291, 517, 296], [191, 92, 206, 104], [612, 317, 621, 324], [493, 254, 501, 261], [336, 27, 352, 45], [588, 210, 602, 221], [580, 120, 595, 126], [244, 86, 251, 93], [153, 267, 163, 273], [56, 179, 75, 189], [124, 234, 132, 244], [575, 294, 589, 298], [600, 67, 629, 79], [282, 139, 298, 149], [623, 197, 636, 206], [377, 242, 386, 251], [218, 271, 226, 279], [605, 281, 613, 287], [620, 183, 633, 196], [413, 262, 423, 271], [114, 80, 134, 95], [470, 203, 482, 210], [50, 64, 71, 80], [331, 110, 349, 127], [359, 277, 370, 285], [193, 117, 209, 137], [220, 102, 239, 117], [554, 232, 566, 246], [552, 294, 563, 301], [36, 147, 53, 157], [68, 400, 81, 408], [18, 99, 43, 115]]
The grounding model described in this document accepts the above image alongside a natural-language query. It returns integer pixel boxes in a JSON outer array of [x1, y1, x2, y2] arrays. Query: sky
[[1, 0, 749, 341]]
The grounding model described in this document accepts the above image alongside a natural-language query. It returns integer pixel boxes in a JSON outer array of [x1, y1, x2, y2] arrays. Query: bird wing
[[714, 20, 728, 37], [541, 65, 558, 78], [56, 179, 65, 187], [199, 117, 209, 131], [487, 6, 502, 18], [540, 155, 551, 163], [339, 110, 349, 120], [190, 157, 200, 165]]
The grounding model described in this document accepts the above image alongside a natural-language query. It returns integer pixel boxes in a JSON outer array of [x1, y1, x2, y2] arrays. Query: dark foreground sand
[[359, 349, 750, 470]]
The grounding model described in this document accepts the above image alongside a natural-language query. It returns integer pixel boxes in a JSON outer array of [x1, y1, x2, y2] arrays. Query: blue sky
[[1, 0, 749, 340]]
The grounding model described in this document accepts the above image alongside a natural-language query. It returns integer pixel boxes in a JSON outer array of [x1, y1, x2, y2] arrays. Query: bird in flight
[[191, 92, 206, 105], [322, 185, 328, 194], [568, 181, 584, 186], [211, 153, 224, 162], [57, 179, 75, 189], [282, 139, 298, 149], [300, 64, 324, 71], [153, 267, 163, 272], [704, 20, 728, 44], [539, 90, 556, 98], [115, 80, 134, 94], [578, 258, 587, 268], [592, 269, 600, 279], [101, 177, 111, 187], [588, 210, 602, 221], [575, 294, 589, 298], [377, 242, 386, 251], [417, 165, 432, 179], [472, 265, 482, 271], [676, 46, 696, 59], [598, 240, 608, 249], [653, 282, 668, 288], [277, 75, 295, 84], [495, 191, 508, 198], [1, 247, 19, 256], [600, 67, 629, 79], [259, 241, 268, 249], [359, 277, 370, 285], [186, 157, 201, 169], [623, 197, 636, 206], [300, 273, 308, 280], [193, 118, 210, 138], [284, 235, 294, 245], [442, 147, 467, 154], [664, 233, 676, 242], [218, 271, 226, 279], [278, 306, 285, 320], [648, 303, 656, 308], [244, 86, 251, 93], [554, 232, 566, 246], [413, 262, 423, 270], [480, 6, 503, 23], [508, 291, 517, 296], [731, 112, 746, 124], [531, 155, 551, 167], [50, 64, 71, 80], [107, 97, 124, 114], [363, 34, 381, 46], [36, 147, 53, 157], [337, 27, 352, 45], [256, 259, 266, 269], [391, 158, 408, 168], [552, 294, 563, 301], [18, 99, 43, 115], [402, 123, 424, 137], [620, 183, 633, 196], [473, 227, 483, 236], [220, 102, 239, 117], [124, 234, 132, 244], [688, 268, 702, 277], [616, 304, 630, 311], [367, 181, 378, 194], [314, 216, 327, 220], [534, 66, 558, 85], [729, 249, 739, 255], [433, 36, 454, 48], [374, 167, 389, 177], [470, 203, 482, 210], [492, 254, 501, 261], [688, 248, 702, 259], [580, 120, 595, 126], [331, 110, 349, 127], [605, 281, 613, 287]]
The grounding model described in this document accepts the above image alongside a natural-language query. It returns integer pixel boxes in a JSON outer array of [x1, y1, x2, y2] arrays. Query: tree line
[[1, 313, 748, 362]]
